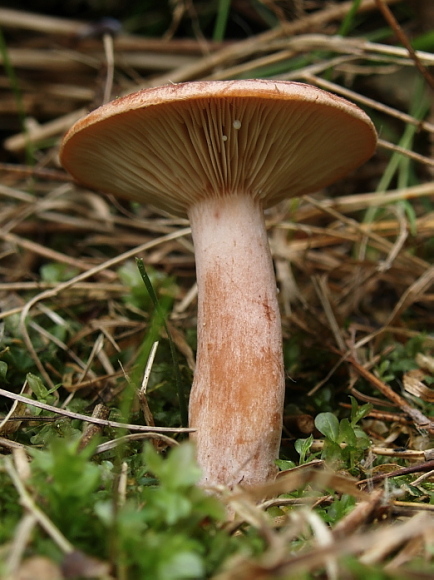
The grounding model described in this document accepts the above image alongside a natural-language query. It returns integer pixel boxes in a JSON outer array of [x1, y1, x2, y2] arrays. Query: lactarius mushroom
[[60, 80, 377, 488]]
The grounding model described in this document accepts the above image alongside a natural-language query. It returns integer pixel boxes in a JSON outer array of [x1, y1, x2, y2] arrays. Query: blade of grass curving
[[338, 0, 363, 36], [365, 76, 429, 232], [118, 291, 172, 433], [136, 258, 188, 427], [213, 0, 231, 42]]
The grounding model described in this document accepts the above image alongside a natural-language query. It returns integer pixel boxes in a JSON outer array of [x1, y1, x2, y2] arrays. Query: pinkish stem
[[188, 194, 285, 488]]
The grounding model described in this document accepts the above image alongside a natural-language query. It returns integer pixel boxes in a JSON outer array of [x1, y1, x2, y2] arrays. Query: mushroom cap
[[60, 80, 377, 217]]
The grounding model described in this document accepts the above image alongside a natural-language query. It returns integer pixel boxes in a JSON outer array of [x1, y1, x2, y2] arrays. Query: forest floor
[[0, 1, 434, 579]]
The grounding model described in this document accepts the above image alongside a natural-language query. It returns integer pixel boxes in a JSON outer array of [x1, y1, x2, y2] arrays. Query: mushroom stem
[[188, 193, 285, 488]]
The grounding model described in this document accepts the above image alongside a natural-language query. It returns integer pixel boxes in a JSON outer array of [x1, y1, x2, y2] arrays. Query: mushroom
[[60, 80, 377, 488]]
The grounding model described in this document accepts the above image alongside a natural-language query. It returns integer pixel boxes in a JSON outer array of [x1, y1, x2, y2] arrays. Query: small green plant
[[2, 438, 237, 579], [375, 336, 426, 384], [294, 434, 314, 465], [118, 260, 178, 312], [313, 397, 372, 471], [40, 262, 80, 283], [100, 443, 230, 579], [30, 438, 108, 544]]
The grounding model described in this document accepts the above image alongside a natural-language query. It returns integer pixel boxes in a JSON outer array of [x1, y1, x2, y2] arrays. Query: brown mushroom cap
[[60, 79, 377, 217]]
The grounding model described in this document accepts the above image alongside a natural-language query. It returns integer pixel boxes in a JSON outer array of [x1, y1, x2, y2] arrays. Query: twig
[[4, 513, 37, 576], [359, 459, 434, 485], [377, 139, 434, 168], [78, 403, 111, 451], [332, 490, 384, 539], [295, 182, 434, 218], [0, 8, 82, 35], [138, 341, 159, 427], [302, 73, 434, 135], [4, 108, 87, 153], [0, 437, 29, 451], [94, 432, 179, 455], [345, 356, 434, 433], [0, 387, 193, 433], [2, 0, 404, 154], [0, 162, 71, 181]]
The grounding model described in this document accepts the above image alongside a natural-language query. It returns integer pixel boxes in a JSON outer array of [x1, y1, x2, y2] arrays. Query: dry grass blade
[[359, 459, 434, 487], [0, 388, 193, 433], [403, 369, 434, 403], [4, 456, 74, 555], [0, 1, 404, 152], [214, 512, 434, 579], [235, 464, 369, 504]]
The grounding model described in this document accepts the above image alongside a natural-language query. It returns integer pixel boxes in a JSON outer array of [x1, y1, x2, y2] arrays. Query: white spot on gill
[[233, 120, 242, 130]]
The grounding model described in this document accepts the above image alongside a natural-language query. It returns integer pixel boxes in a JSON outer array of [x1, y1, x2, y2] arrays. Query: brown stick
[[0, 388, 193, 433], [358, 459, 434, 485], [346, 356, 434, 434]]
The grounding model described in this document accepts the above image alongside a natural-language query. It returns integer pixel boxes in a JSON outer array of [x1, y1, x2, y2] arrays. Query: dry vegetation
[[0, 1, 434, 579]]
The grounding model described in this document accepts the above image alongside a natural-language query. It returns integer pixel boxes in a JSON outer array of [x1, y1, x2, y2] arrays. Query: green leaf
[[350, 396, 372, 426], [412, 30, 434, 52], [153, 489, 192, 525], [338, 418, 357, 447], [159, 551, 204, 579], [40, 262, 79, 283], [0, 361, 8, 381], [315, 412, 339, 443], [26, 372, 49, 400], [321, 439, 343, 465], [275, 459, 296, 471], [353, 427, 371, 450], [32, 438, 101, 500], [145, 442, 201, 489], [294, 435, 313, 464]]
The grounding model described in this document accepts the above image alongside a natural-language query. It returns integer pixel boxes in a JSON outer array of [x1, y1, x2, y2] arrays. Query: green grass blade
[[213, 0, 231, 42], [338, 0, 363, 36], [136, 258, 188, 427]]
